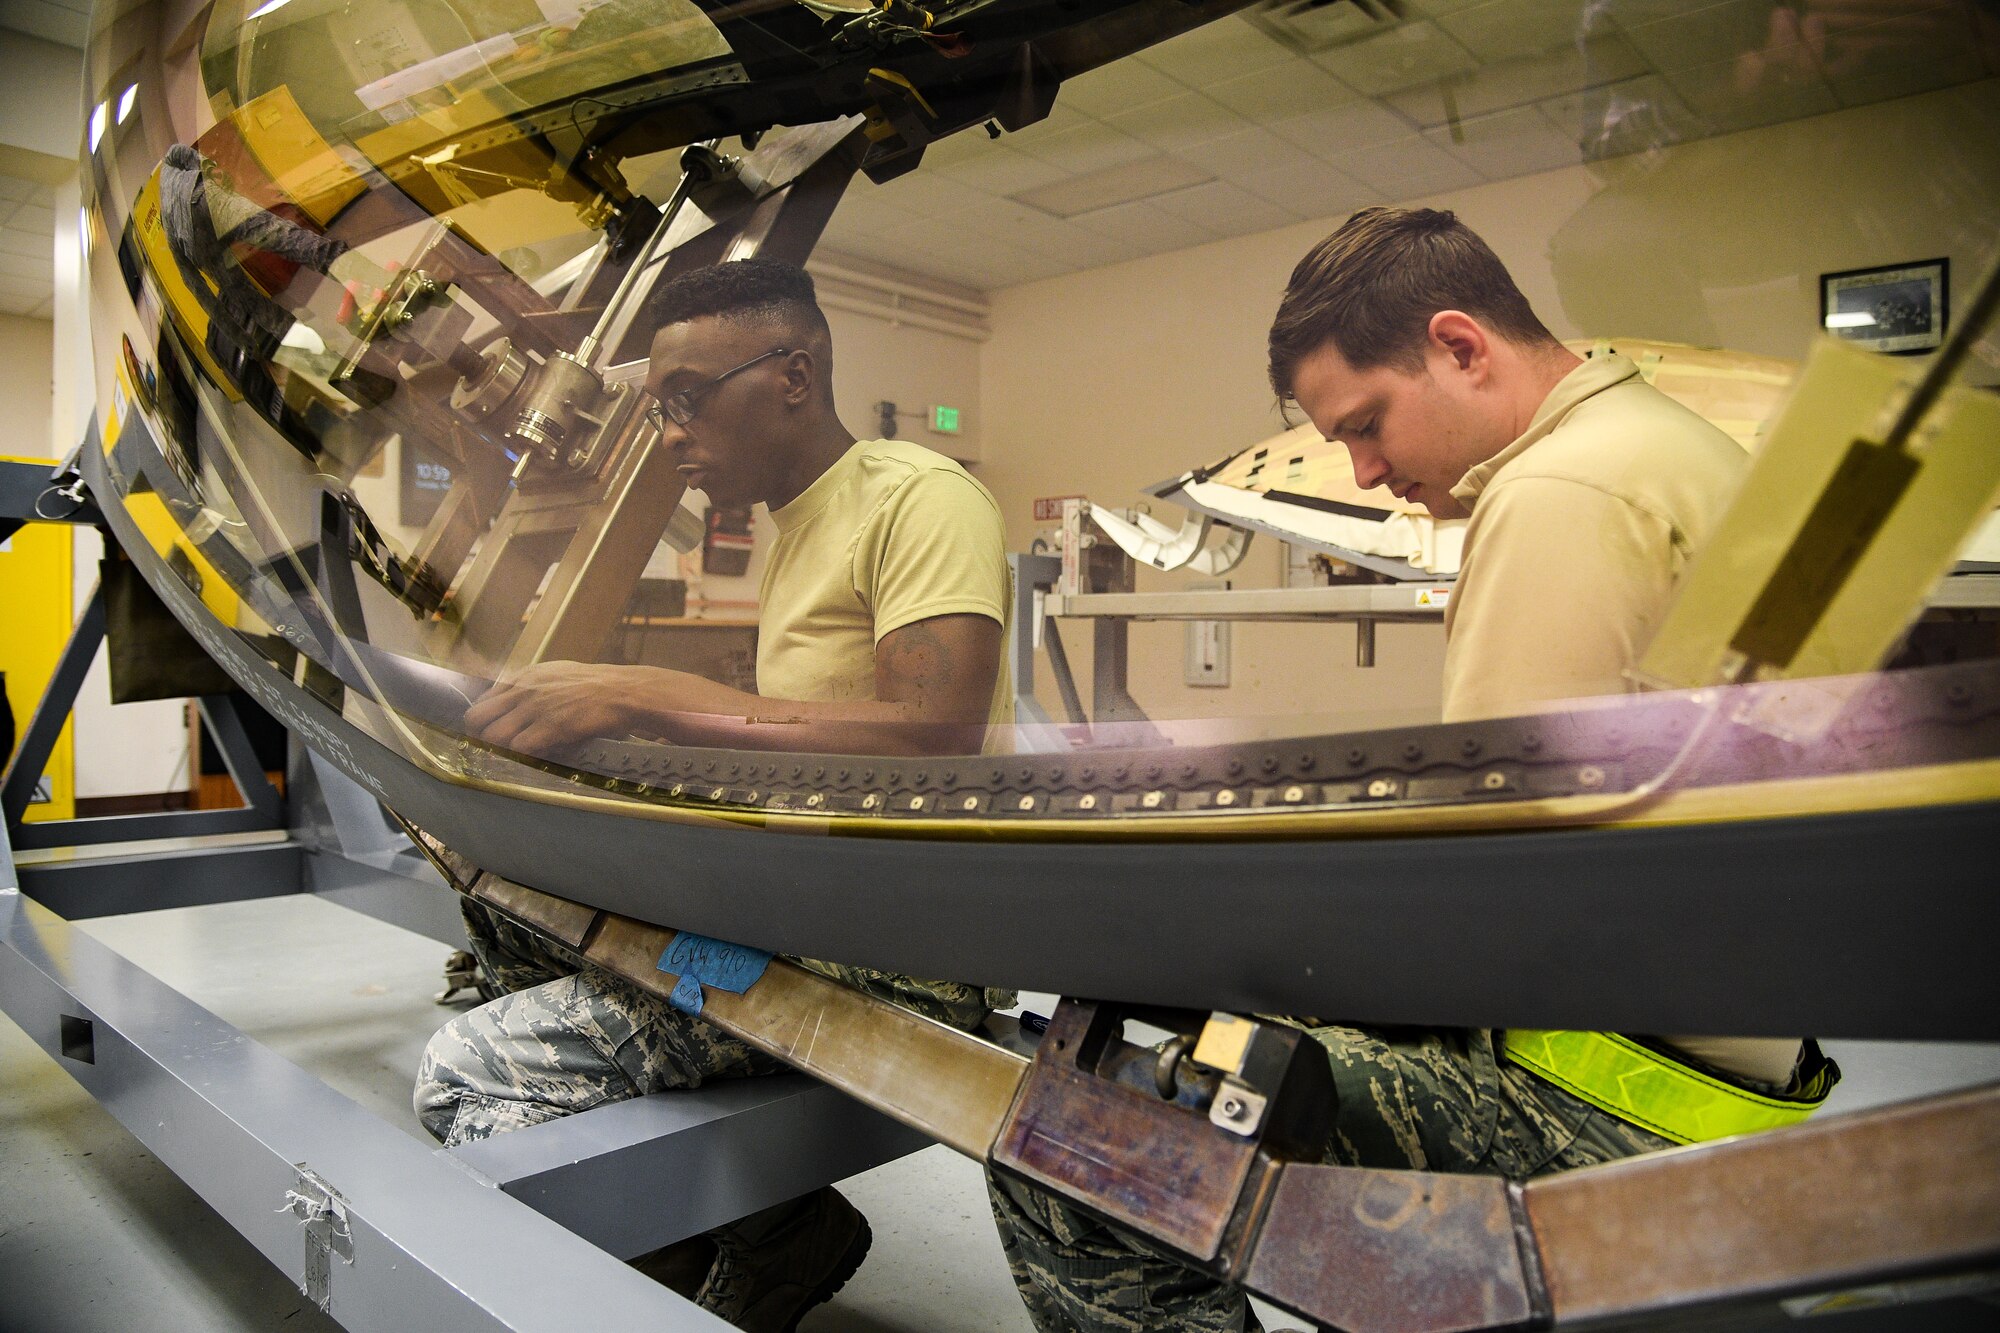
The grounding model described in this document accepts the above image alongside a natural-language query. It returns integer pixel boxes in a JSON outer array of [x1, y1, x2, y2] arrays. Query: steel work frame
[[1, 766, 935, 1331], [1033, 565, 2000, 725]]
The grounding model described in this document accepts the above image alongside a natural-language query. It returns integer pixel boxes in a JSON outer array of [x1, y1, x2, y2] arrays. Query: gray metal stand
[[3, 644, 930, 1330]]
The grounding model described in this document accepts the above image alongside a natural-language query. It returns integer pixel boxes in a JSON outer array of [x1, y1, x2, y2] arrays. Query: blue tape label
[[657, 933, 775, 1016]]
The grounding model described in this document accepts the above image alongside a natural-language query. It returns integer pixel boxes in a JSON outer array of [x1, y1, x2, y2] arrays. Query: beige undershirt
[[1443, 355, 1800, 1089]]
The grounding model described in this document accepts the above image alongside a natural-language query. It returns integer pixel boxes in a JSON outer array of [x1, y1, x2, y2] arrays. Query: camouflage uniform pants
[[416, 901, 1009, 1147], [986, 1023, 1672, 1333]]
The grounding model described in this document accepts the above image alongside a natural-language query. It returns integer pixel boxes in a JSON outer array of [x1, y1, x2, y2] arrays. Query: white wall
[[979, 79, 2000, 730]]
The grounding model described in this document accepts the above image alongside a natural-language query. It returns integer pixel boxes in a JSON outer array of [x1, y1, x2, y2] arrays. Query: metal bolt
[[1367, 779, 1395, 798], [1017, 795, 1036, 811], [1215, 790, 1236, 806], [862, 794, 880, 809], [1402, 743, 1423, 762], [1221, 1097, 1246, 1120], [1578, 765, 1605, 789], [1483, 771, 1507, 790], [1226, 758, 1244, 777], [1142, 791, 1163, 808], [1461, 738, 1482, 758], [1079, 794, 1098, 810], [1284, 785, 1305, 803], [1522, 733, 1542, 753], [1297, 754, 1316, 772], [566, 447, 588, 467], [1347, 747, 1367, 766]]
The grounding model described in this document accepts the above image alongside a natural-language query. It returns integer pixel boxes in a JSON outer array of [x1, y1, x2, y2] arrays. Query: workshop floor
[[3, 893, 1999, 1333]]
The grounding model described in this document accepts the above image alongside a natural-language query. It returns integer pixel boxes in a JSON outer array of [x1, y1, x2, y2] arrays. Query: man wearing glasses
[[417, 259, 1015, 1330]]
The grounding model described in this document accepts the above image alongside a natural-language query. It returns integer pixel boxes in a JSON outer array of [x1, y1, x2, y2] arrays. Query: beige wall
[[0, 314, 53, 456], [980, 79, 2000, 731]]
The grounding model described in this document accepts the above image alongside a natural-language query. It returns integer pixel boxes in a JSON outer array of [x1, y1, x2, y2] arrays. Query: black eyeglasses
[[652, 347, 790, 427]]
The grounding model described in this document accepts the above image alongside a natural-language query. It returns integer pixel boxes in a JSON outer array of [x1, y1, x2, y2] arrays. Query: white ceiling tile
[[10, 204, 55, 236], [998, 102, 1088, 148], [1312, 20, 1479, 97], [863, 170, 979, 219], [1538, 75, 1699, 162], [0, 229, 51, 261], [0, 291, 41, 318], [1270, 97, 1422, 158], [1012, 156, 1215, 218], [1104, 92, 1252, 153], [1069, 200, 1218, 252], [1175, 127, 1320, 183], [1148, 180, 1299, 237], [1436, 0, 1593, 63], [0, 251, 50, 280], [1616, 0, 1788, 74], [1821, 3, 1993, 107], [1015, 121, 1156, 175], [1202, 58, 1358, 122], [1383, 35, 1648, 128], [0, 176, 33, 203], [1331, 135, 1485, 199], [31, 295, 54, 319], [1242, 3, 1393, 58], [1136, 15, 1299, 84], [1424, 104, 1582, 179], [1237, 162, 1382, 223], [1057, 58, 1190, 119], [1828, 45, 1989, 109], [28, 184, 54, 208], [1660, 54, 1838, 134], [931, 144, 1072, 196], [952, 196, 1092, 248], [1033, 224, 1144, 271]]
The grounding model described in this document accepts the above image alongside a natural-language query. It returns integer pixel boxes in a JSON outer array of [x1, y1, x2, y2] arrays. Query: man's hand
[[466, 662, 736, 755]]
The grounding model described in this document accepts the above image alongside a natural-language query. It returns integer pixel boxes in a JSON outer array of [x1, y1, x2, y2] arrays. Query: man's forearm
[[639, 688, 987, 757]]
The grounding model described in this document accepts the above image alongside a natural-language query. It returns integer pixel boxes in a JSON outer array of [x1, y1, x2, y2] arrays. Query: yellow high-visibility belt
[[1498, 1029, 1837, 1146]]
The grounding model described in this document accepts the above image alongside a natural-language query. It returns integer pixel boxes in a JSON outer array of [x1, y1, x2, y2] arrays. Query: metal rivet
[[1402, 743, 1422, 762], [1578, 766, 1605, 789], [961, 796, 978, 810], [1017, 795, 1035, 811], [1461, 738, 1482, 758], [908, 796, 925, 810], [1215, 790, 1236, 806], [1368, 779, 1394, 798], [1225, 758, 1244, 777], [1482, 771, 1507, 790], [862, 794, 880, 808], [1142, 791, 1163, 808], [1284, 785, 1305, 802], [1346, 748, 1366, 766], [807, 794, 823, 807], [1079, 794, 1097, 810]]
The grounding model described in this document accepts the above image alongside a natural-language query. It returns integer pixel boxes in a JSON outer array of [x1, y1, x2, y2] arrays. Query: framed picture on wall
[[1820, 259, 1948, 355]]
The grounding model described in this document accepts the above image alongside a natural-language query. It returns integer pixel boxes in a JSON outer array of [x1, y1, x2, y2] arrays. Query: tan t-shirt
[[1442, 355, 1798, 1088], [758, 438, 1012, 742]]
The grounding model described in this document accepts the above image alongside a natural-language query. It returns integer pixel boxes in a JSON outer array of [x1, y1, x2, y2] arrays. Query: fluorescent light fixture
[[88, 102, 108, 152], [1824, 311, 1877, 329], [116, 84, 137, 124], [248, 0, 295, 17]]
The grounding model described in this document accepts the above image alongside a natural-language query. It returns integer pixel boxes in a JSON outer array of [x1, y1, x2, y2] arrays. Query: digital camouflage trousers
[[415, 900, 1011, 1146], [987, 1022, 1673, 1333]]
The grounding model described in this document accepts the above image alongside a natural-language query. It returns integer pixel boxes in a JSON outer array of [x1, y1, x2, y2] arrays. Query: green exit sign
[[930, 405, 961, 435]]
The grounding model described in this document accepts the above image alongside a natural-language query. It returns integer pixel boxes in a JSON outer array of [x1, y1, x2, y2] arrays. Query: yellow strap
[[1498, 1029, 1832, 1145]]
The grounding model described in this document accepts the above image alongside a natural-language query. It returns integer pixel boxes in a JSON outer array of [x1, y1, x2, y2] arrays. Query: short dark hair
[[1267, 208, 1557, 399], [649, 258, 830, 342]]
